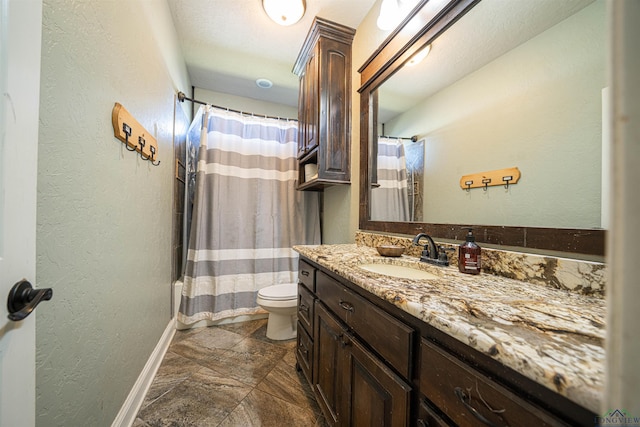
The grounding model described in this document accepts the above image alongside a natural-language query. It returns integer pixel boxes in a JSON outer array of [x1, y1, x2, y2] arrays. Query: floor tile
[[200, 336, 288, 387], [137, 367, 252, 427], [136, 320, 327, 426], [256, 358, 318, 411], [140, 351, 203, 409], [217, 388, 320, 427]]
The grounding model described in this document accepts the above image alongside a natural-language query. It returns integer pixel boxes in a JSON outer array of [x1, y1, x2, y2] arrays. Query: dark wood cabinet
[[293, 17, 355, 191], [296, 256, 595, 427], [299, 263, 412, 427], [314, 299, 411, 427]]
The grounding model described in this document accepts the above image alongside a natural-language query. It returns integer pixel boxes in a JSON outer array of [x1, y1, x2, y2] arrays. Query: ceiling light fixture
[[406, 44, 431, 66], [263, 0, 306, 26], [377, 0, 401, 31]]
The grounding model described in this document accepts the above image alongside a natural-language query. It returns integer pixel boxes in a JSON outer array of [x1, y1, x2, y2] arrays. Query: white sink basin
[[358, 263, 438, 280]]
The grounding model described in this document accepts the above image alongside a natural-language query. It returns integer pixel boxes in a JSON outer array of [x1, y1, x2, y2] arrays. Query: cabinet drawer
[[417, 397, 450, 427], [298, 283, 314, 335], [420, 338, 565, 427], [299, 260, 316, 292], [296, 322, 313, 384], [316, 270, 413, 379]]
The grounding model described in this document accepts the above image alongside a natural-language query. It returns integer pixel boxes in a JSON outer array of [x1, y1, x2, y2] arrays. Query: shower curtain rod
[[379, 134, 419, 142], [177, 91, 297, 122]]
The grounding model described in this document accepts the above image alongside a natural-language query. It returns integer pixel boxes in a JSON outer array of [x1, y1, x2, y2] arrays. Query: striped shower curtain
[[371, 137, 410, 221], [179, 106, 320, 326]]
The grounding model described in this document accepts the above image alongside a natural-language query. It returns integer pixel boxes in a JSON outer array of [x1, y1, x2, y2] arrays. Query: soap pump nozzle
[[464, 227, 475, 242]]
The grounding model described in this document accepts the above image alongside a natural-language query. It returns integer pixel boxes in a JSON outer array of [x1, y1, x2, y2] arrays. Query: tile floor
[[133, 319, 327, 427]]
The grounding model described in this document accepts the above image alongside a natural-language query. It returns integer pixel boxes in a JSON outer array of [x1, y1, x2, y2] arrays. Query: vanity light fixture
[[406, 44, 431, 66], [263, 0, 306, 26], [377, 0, 401, 31]]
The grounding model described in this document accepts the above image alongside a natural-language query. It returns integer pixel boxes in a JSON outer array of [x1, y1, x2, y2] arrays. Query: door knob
[[6, 279, 53, 321]]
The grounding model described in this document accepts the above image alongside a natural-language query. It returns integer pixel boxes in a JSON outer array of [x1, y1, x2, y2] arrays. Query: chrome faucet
[[412, 233, 449, 266]]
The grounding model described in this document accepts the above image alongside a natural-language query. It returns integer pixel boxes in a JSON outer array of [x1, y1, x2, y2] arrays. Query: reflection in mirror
[[369, 0, 606, 229], [371, 136, 424, 221]]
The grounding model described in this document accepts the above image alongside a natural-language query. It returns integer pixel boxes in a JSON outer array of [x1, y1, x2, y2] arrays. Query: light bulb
[[377, 0, 401, 31], [263, 0, 306, 26], [407, 44, 431, 66]]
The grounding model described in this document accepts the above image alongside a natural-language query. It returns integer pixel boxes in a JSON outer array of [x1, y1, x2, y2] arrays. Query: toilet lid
[[258, 284, 297, 301]]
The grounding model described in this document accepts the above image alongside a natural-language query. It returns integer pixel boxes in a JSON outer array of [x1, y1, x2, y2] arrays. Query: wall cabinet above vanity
[[293, 17, 355, 191]]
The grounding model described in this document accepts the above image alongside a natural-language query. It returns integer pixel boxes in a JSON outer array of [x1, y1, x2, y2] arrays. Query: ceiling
[[167, 0, 596, 116], [379, 0, 596, 123], [167, 0, 379, 108]]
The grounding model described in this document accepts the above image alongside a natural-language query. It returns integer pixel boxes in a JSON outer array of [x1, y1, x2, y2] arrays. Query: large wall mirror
[[358, 0, 606, 258]]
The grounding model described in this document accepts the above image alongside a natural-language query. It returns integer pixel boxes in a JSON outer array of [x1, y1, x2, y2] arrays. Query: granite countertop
[[293, 243, 605, 413]]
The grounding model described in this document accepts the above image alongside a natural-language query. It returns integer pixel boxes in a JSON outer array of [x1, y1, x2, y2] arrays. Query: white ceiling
[[167, 0, 379, 107], [167, 0, 596, 114]]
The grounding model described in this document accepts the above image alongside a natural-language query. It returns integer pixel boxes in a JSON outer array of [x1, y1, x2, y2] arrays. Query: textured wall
[[36, 0, 190, 425]]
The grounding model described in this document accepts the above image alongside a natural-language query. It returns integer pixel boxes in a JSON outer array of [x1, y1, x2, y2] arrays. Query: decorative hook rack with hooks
[[111, 102, 160, 166], [459, 167, 520, 191]]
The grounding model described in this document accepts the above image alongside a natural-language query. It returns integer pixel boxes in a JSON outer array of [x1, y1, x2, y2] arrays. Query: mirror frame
[[357, 0, 605, 257]]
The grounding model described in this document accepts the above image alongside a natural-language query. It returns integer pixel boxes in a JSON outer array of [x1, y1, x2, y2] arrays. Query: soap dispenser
[[459, 228, 481, 275]]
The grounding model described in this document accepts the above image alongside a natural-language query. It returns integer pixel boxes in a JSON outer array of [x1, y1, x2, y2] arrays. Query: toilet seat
[[257, 284, 297, 301]]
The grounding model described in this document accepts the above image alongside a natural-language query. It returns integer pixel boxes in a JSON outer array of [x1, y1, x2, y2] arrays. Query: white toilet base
[[265, 311, 297, 340]]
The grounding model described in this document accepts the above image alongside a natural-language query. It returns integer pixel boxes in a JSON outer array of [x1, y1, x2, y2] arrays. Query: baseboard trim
[[111, 318, 176, 427]]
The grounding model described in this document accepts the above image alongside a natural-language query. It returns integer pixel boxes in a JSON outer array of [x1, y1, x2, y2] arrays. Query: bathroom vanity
[[294, 244, 604, 426]]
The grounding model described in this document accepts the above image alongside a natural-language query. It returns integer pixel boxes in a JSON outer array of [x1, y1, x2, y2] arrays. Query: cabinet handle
[[340, 335, 351, 348], [301, 270, 310, 277], [299, 303, 308, 313], [454, 387, 500, 427], [338, 300, 354, 312]]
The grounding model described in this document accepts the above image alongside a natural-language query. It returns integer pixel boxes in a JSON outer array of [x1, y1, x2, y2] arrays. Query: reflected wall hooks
[[112, 103, 160, 166], [460, 167, 520, 191]]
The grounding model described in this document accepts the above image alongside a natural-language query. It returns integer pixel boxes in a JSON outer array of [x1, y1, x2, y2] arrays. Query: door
[[0, 0, 43, 425]]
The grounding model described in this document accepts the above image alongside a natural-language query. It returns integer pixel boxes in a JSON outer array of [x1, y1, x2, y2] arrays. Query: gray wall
[[35, 0, 190, 425], [384, 1, 605, 228]]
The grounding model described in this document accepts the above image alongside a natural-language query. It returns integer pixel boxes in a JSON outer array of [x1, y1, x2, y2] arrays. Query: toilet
[[256, 283, 298, 340]]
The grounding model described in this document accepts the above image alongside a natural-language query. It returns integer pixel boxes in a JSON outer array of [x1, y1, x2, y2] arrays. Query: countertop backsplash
[[355, 231, 606, 296]]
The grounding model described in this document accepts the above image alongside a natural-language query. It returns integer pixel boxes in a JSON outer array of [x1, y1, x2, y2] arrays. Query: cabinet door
[[314, 301, 345, 427], [304, 49, 319, 154], [342, 334, 411, 427], [297, 69, 307, 158], [317, 37, 350, 181]]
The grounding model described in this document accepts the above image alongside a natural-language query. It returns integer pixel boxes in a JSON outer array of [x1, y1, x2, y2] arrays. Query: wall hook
[[149, 146, 161, 166], [123, 123, 136, 151], [503, 175, 513, 189], [464, 180, 473, 192], [482, 178, 491, 191], [138, 136, 152, 160]]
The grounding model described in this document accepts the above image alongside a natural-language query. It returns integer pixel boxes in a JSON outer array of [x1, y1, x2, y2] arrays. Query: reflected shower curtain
[[179, 106, 321, 325], [371, 137, 410, 221]]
